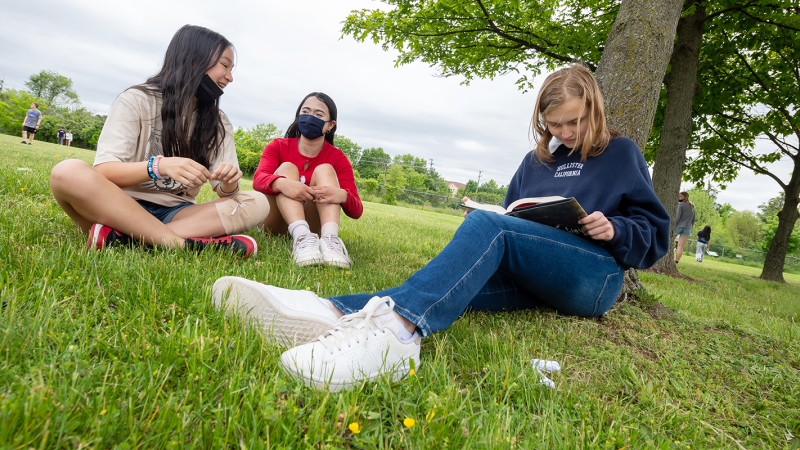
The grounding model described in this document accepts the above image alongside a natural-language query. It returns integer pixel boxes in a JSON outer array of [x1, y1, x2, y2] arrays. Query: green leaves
[[24, 70, 79, 108], [342, 0, 616, 89]]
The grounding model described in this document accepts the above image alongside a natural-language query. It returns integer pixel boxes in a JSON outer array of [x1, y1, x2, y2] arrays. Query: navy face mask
[[296, 114, 327, 140], [196, 74, 224, 104]]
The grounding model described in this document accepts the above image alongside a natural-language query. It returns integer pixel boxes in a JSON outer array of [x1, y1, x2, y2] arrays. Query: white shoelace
[[293, 233, 319, 252], [320, 235, 349, 257], [317, 298, 394, 354]]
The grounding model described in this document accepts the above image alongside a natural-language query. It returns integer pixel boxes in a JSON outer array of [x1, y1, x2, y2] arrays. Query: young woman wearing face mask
[[252, 92, 362, 269], [50, 25, 269, 257]]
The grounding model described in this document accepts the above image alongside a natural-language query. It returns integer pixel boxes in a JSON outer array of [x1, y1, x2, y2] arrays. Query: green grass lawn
[[1, 134, 798, 449]]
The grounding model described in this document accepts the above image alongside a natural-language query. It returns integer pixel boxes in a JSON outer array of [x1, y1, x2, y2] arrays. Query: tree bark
[[761, 171, 800, 282], [594, 0, 684, 299], [648, 1, 706, 276], [595, 0, 685, 149]]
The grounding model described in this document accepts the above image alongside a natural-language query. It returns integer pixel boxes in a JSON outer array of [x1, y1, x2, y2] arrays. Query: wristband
[[147, 156, 158, 180]]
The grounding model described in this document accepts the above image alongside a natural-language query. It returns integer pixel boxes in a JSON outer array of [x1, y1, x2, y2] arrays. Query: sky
[[0, 0, 792, 212]]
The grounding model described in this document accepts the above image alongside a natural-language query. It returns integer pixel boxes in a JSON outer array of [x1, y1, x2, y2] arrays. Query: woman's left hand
[[211, 162, 242, 185], [578, 211, 616, 241], [311, 186, 347, 204]]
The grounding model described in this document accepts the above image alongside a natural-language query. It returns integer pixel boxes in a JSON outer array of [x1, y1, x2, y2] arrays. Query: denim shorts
[[674, 226, 692, 236], [136, 199, 193, 224]]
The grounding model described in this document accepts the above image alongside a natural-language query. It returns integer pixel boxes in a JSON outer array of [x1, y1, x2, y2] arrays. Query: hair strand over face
[[531, 63, 619, 164], [132, 24, 233, 168]]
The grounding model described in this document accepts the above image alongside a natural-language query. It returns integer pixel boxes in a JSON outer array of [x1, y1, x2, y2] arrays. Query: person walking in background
[[65, 130, 73, 146], [696, 225, 712, 262], [57, 127, 66, 145], [21, 102, 42, 145], [673, 191, 695, 264]]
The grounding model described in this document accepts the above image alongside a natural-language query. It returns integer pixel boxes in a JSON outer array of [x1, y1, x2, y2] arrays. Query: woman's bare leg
[[50, 159, 185, 247], [310, 164, 342, 226], [676, 235, 688, 262]]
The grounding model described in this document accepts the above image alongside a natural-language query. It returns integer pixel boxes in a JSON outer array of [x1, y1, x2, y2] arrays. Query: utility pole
[[429, 158, 433, 172], [476, 171, 483, 196]]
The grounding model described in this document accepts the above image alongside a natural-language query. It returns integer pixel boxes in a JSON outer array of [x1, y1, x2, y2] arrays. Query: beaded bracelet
[[153, 155, 163, 179], [146, 156, 158, 180]]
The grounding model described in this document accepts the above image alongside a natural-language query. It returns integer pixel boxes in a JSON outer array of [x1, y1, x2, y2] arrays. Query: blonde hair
[[531, 63, 618, 163]]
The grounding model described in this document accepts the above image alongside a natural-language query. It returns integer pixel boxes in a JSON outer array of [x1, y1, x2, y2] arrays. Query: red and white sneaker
[[185, 235, 257, 259], [87, 223, 132, 250]]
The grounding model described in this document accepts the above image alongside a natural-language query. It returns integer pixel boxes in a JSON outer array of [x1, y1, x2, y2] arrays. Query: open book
[[459, 196, 588, 236]]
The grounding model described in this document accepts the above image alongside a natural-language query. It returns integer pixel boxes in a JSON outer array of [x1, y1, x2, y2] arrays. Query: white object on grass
[[531, 359, 561, 389]]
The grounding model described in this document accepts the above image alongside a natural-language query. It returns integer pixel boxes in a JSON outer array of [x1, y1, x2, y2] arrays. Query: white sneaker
[[319, 234, 352, 269], [292, 233, 323, 266], [280, 296, 420, 392], [212, 276, 338, 347]]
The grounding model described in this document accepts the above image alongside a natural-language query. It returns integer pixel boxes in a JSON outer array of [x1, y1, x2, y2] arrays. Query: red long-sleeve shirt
[[253, 137, 363, 219]]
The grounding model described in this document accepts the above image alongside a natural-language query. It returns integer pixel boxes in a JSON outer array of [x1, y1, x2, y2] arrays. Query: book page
[[507, 196, 566, 211], [459, 199, 507, 215]]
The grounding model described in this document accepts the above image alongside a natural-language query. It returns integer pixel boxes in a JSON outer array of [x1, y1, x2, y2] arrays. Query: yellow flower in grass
[[425, 409, 436, 422], [348, 422, 361, 434], [409, 368, 415, 376], [403, 417, 416, 428]]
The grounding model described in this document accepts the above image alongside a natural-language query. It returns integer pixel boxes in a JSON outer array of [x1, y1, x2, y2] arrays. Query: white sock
[[288, 220, 311, 240], [320, 222, 339, 237]]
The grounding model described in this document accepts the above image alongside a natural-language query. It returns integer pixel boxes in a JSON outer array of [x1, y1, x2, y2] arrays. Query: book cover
[[459, 197, 587, 235]]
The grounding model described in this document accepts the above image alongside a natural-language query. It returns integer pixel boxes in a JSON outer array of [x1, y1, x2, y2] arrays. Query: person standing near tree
[[65, 130, 73, 147], [21, 102, 42, 145], [58, 127, 66, 145], [673, 191, 695, 263]]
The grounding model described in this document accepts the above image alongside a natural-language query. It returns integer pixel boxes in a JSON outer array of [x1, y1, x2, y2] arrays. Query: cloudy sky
[[1, 0, 792, 212]]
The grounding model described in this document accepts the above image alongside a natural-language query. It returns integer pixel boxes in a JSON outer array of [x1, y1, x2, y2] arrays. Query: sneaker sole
[[211, 276, 336, 347], [322, 257, 352, 269], [280, 351, 417, 392], [87, 223, 105, 251]]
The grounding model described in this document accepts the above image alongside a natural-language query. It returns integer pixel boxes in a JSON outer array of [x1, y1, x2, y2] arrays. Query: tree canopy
[[343, 0, 617, 90], [25, 70, 79, 107]]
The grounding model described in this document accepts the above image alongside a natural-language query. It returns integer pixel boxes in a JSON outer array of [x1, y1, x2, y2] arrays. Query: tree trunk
[[594, 0, 684, 300], [649, 1, 706, 276], [761, 173, 800, 282], [595, 0, 685, 149]]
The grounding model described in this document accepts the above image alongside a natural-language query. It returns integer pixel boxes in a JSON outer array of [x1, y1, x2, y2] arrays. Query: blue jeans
[[330, 211, 624, 337]]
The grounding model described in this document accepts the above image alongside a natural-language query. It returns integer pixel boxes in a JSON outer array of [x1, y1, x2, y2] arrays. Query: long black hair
[[132, 25, 232, 168], [285, 92, 338, 146], [698, 225, 712, 240]]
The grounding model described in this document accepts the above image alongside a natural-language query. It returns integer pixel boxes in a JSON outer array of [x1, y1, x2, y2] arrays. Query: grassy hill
[[1, 134, 798, 448]]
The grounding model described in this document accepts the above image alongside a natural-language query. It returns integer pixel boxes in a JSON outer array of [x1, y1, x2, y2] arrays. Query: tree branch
[[472, 0, 579, 67]]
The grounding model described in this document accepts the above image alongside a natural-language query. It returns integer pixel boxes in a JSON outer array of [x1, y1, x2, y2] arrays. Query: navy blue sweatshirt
[[503, 136, 670, 269]]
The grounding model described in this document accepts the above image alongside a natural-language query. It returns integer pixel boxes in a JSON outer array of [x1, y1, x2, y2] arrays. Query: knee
[[275, 162, 299, 179], [311, 164, 338, 186], [216, 191, 271, 234], [50, 159, 92, 191]]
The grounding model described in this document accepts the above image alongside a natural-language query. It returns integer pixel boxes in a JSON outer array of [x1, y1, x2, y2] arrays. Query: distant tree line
[[233, 123, 508, 209]]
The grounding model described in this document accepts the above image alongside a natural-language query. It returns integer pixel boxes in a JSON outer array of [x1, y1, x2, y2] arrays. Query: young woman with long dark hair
[[50, 25, 269, 257], [252, 92, 362, 268]]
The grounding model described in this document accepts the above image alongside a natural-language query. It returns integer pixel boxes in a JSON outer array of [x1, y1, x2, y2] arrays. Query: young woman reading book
[[50, 25, 268, 258], [212, 63, 671, 391]]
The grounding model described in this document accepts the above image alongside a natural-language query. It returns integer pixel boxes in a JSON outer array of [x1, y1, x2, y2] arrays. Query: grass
[[1, 133, 798, 449]]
